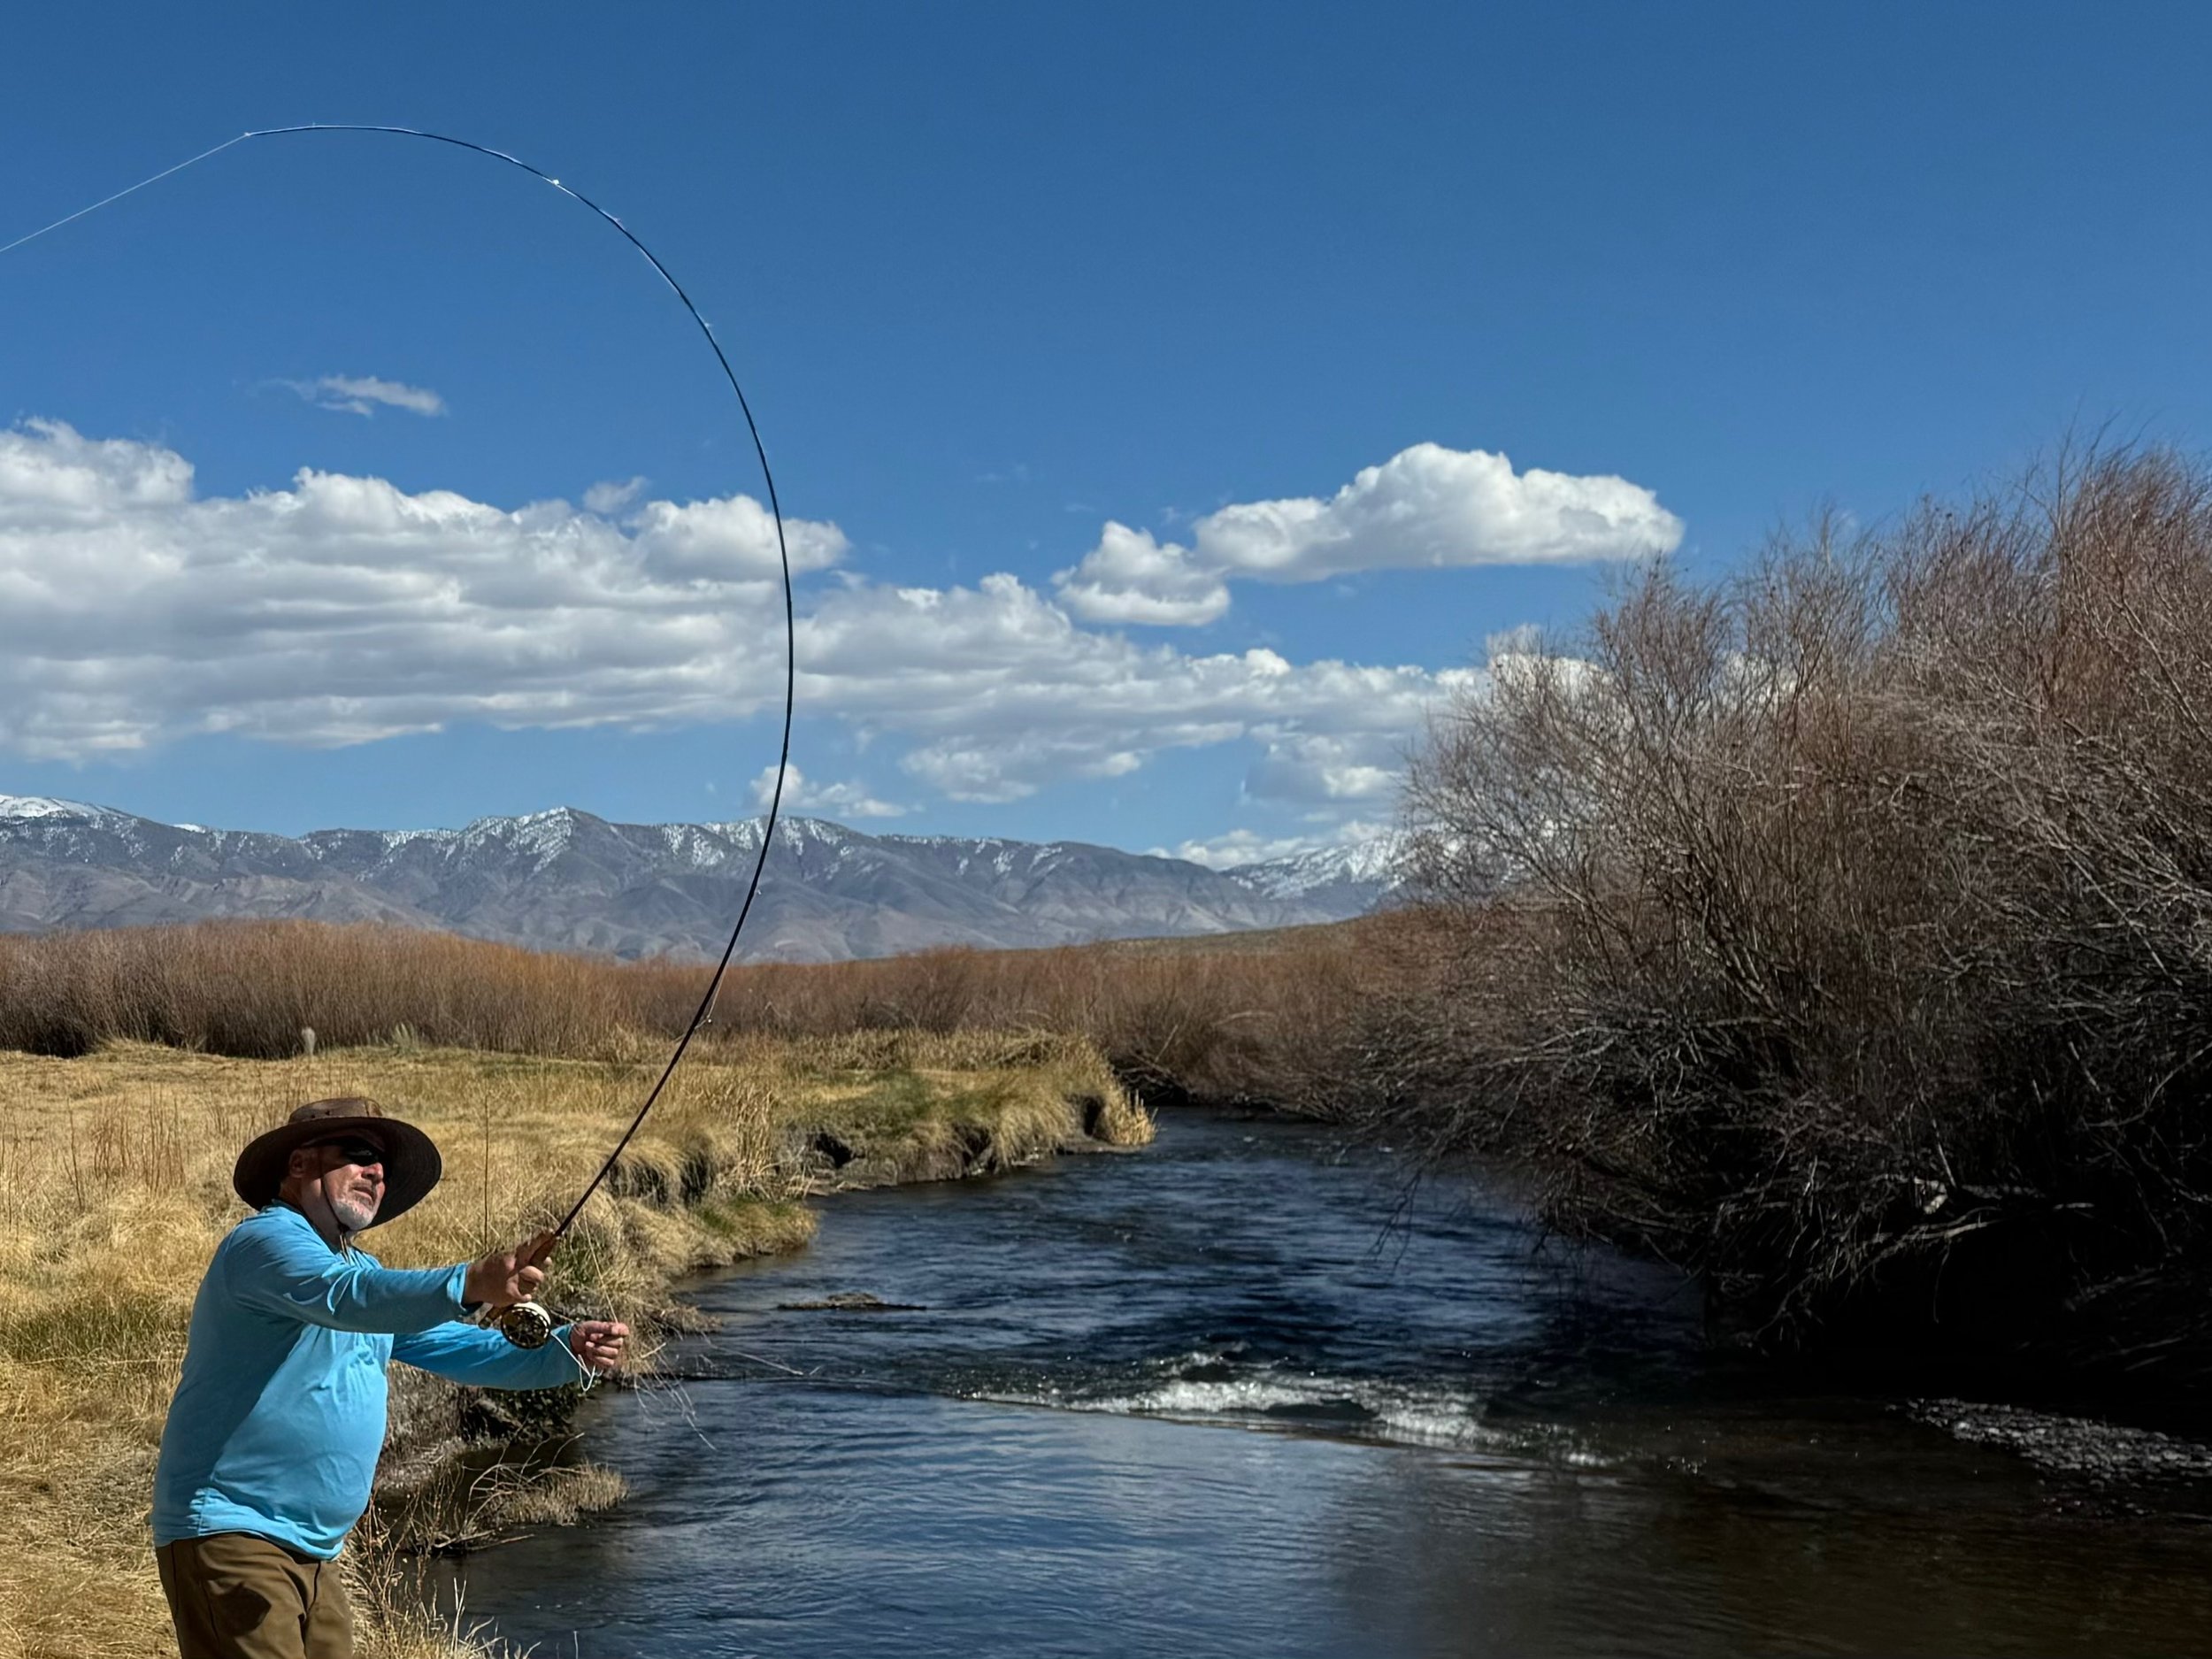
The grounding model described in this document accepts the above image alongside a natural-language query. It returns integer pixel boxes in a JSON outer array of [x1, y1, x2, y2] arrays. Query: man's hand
[[568, 1319, 629, 1374], [465, 1230, 555, 1310]]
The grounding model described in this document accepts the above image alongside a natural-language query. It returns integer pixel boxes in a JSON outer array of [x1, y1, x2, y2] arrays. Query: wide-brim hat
[[233, 1097, 442, 1227]]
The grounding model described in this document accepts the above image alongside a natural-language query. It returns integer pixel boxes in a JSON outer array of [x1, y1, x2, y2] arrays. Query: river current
[[450, 1111, 2212, 1657]]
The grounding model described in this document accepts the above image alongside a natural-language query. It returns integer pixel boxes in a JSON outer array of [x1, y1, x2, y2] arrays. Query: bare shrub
[[1394, 448, 2212, 1374]]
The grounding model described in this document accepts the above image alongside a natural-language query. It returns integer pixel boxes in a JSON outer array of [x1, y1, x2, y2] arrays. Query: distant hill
[[0, 795, 1399, 963]]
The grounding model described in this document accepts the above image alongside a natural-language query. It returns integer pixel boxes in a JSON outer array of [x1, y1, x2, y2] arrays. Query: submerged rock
[[776, 1290, 928, 1312], [1909, 1398, 2212, 1486]]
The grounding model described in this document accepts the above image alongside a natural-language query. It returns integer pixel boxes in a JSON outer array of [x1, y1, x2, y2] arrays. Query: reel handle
[[482, 1229, 561, 1348]]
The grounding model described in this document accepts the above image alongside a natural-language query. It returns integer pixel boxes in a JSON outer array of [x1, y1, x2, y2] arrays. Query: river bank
[[0, 1033, 1149, 1659]]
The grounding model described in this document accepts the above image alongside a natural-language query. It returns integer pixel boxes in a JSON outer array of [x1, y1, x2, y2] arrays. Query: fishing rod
[[3, 126, 796, 1347]]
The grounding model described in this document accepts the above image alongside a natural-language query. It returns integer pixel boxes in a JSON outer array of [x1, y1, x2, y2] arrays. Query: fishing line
[[4, 126, 797, 1341]]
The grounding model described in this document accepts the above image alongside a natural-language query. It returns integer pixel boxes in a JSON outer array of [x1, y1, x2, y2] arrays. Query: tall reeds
[[0, 918, 1379, 1110]]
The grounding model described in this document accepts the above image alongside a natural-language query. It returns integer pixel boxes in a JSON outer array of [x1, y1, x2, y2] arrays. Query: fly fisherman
[[152, 1098, 631, 1659]]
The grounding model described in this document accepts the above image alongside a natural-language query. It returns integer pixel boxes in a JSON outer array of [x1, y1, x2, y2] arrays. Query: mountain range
[[0, 795, 1397, 962]]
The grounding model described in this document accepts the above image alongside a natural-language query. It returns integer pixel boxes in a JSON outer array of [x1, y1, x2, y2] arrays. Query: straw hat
[[233, 1097, 442, 1227]]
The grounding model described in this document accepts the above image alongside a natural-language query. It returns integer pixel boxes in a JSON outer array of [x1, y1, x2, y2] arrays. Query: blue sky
[[4, 4, 2210, 863]]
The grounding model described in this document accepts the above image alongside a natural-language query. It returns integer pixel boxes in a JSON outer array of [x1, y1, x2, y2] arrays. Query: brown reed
[[0, 917, 1383, 1112]]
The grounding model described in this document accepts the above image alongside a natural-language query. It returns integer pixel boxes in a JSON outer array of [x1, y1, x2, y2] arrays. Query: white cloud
[[1482, 623, 1601, 701], [1324, 817, 1397, 843], [626, 495, 847, 581], [584, 476, 647, 515], [0, 420, 841, 757], [749, 763, 905, 819], [285, 375, 448, 419], [900, 732, 1146, 804], [1159, 817, 1400, 870], [0, 421, 1490, 830], [1056, 442, 1681, 625], [1158, 829, 1325, 869], [793, 570, 1471, 804], [0, 420, 192, 518], [1241, 731, 1403, 804], [1051, 522, 1229, 626]]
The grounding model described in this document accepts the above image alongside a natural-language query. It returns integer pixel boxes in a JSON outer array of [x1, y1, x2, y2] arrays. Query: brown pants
[[156, 1533, 356, 1659]]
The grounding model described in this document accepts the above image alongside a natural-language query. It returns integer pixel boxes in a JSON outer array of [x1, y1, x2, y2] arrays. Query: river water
[[451, 1112, 2212, 1657]]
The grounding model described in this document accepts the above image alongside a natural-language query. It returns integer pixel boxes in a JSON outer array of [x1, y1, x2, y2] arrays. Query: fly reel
[[495, 1299, 556, 1349]]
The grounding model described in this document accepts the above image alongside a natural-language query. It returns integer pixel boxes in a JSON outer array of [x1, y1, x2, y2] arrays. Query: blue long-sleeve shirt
[[153, 1202, 579, 1558]]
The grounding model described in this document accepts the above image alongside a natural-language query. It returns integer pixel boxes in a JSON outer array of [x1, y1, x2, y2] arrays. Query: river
[[449, 1110, 2212, 1657]]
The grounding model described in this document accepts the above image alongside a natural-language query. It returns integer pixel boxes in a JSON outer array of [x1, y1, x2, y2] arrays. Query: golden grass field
[[0, 1031, 1148, 1659]]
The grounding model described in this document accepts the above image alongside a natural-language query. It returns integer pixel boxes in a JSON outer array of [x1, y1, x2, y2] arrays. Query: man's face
[[310, 1138, 387, 1233]]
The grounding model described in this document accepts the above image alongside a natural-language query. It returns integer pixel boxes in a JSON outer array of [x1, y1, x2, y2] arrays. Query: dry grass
[[0, 1033, 1146, 1659]]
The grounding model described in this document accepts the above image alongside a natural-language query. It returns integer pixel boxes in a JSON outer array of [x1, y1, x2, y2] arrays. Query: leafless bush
[[1394, 448, 2212, 1375]]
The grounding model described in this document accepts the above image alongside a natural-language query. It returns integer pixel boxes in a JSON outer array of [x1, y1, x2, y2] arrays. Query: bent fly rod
[[3, 127, 797, 1346]]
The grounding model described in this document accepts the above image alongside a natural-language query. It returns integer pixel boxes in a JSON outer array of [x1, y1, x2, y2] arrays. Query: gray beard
[[330, 1191, 380, 1234]]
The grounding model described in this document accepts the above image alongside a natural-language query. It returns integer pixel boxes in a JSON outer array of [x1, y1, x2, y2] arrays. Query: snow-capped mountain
[[0, 795, 1395, 962], [1223, 839, 1406, 904]]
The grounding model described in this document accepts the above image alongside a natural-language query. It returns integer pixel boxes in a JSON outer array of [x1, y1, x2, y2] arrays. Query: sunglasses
[[313, 1139, 390, 1169]]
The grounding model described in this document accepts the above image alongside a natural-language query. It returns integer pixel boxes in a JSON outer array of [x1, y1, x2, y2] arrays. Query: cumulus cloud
[[584, 476, 648, 515], [626, 495, 847, 582], [1051, 522, 1229, 626], [1160, 817, 1399, 869], [791, 571, 1471, 803], [749, 763, 906, 819], [900, 732, 1146, 803], [1481, 621, 1601, 701], [0, 421, 1488, 828], [285, 375, 448, 419], [1240, 731, 1403, 804], [1056, 442, 1681, 625], [1158, 829, 1325, 869], [0, 420, 841, 757]]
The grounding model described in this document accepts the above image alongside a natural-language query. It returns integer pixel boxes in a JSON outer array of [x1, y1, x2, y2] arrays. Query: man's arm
[[392, 1320, 586, 1390], [223, 1220, 466, 1334]]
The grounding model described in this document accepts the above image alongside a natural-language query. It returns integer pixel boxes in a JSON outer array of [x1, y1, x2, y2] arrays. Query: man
[[152, 1097, 631, 1659]]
